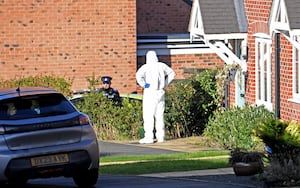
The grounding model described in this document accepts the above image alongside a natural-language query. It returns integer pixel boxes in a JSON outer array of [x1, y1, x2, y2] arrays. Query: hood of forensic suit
[[146, 51, 159, 64]]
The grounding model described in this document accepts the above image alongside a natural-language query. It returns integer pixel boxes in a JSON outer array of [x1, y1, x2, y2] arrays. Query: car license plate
[[31, 154, 69, 167]]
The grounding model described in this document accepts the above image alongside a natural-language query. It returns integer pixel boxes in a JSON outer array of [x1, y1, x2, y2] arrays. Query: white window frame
[[292, 35, 300, 100], [255, 36, 272, 111]]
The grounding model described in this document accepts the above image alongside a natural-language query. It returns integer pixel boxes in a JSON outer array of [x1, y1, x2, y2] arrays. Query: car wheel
[[73, 168, 99, 188]]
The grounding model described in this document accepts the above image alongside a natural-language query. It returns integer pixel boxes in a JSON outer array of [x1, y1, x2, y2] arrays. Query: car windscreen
[[0, 93, 77, 120]]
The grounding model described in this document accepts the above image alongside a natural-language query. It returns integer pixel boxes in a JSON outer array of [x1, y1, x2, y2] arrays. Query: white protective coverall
[[136, 50, 176, 144]]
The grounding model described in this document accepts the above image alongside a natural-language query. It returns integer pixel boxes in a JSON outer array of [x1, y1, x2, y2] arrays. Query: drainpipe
[[224, 80, 229, 109], [275, 33, 280, 118]]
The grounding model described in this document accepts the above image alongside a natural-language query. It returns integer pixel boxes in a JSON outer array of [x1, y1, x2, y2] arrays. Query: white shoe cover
[[139, 138, 154, 144]]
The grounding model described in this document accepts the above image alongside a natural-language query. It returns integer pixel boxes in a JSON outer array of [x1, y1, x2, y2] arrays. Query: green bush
[[255, 119, 300, 187], [164, 69, 220, 138], [73, 92, 143, 140], [255, 119, 300, 149], [0, 75, 72, 97], [203, 105, 276, 151]]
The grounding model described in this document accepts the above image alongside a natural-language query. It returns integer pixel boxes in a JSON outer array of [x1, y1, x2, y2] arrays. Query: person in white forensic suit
[[136, 50, 176, 144]]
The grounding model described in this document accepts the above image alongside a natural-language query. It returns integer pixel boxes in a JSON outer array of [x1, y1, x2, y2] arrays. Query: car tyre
[[73, 168, 99, 188]]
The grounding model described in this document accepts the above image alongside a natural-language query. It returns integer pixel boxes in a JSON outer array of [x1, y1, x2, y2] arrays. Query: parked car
[[0, 87, 100, 187]]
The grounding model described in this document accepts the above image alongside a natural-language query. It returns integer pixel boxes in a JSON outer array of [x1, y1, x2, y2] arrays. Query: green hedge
[[72, 92, 143, 140], [0, 75, 72, 97], [165, 69, 220, 138]]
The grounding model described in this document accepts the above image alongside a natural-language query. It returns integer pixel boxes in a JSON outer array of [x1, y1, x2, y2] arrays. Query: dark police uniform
[[97, 76, 121, 105]]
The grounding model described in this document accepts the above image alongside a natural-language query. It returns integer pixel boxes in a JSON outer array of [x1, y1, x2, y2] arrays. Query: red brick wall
[[138, 53, 222, 78], [228, 81, 235, 108], [278, 36, 300, 121], [244, 0, 272, 104], [137, 0, 191, 34], [0, 0, 137, 94], [245, 0, 300, 121], [169, 53, 223, 79]]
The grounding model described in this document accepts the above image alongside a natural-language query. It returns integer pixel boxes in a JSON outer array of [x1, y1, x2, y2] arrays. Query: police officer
[[97, 76, 121, 104]]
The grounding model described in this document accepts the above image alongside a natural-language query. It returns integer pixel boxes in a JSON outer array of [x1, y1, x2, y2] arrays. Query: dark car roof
[[0, 87, 59, 100]]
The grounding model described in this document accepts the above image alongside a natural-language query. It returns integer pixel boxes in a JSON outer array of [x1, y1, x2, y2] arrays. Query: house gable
[[269, 0, 290, 35], [188, 0, 204, 39], [189, 0, 247, 66], [269, 0, 300, 36], [269, 0, 300, 49], [189, 0, 247, 40]]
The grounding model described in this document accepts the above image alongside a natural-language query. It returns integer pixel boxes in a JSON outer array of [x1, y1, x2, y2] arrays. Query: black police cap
[[101, 76, 112, 84]]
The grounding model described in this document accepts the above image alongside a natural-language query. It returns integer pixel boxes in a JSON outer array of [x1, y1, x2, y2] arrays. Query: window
[[0, 94, 76, 120], [293, 35, 300, 100], [255, 36, 272, 110]]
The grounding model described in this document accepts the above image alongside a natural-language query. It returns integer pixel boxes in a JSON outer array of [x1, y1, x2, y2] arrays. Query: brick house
[[0, 0, 223, 95], [189, 0, 300, 122], [6, 0, 299, 123]]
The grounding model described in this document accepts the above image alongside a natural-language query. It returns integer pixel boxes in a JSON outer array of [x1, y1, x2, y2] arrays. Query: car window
[[0, 93, 77, 120]]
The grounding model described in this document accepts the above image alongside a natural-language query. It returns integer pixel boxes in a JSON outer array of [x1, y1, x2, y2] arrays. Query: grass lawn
[[99, 150, 230, 175]]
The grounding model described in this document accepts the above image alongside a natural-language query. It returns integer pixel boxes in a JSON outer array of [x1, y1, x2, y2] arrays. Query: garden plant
[[164, 69, 220, 138], [203, 104, 276, 151], [255, 119, 300, 187], [0, 75, 72, 97]]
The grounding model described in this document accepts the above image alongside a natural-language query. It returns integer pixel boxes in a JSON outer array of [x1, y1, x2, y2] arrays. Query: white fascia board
[[269, 0, 280, 25], [204, 33, 247, 40], [269, 0, 290, 35], [188, 0, 203, 32], [253, 33, 271, 39], [137, 48, 214, 56], [188, 0, 197, 32]]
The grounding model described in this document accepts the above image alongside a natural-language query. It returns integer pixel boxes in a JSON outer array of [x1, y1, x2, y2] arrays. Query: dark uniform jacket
[[96, 87, 121, 105]]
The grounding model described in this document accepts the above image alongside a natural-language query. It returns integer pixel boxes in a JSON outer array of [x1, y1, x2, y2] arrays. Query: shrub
[[255, 119, 300, 187], [164, 69, 220, 138], [203, 104, 276, 151], [0, 75, 72, 97], [73, 92, 143, 140], [255, 119, 300, 150]]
